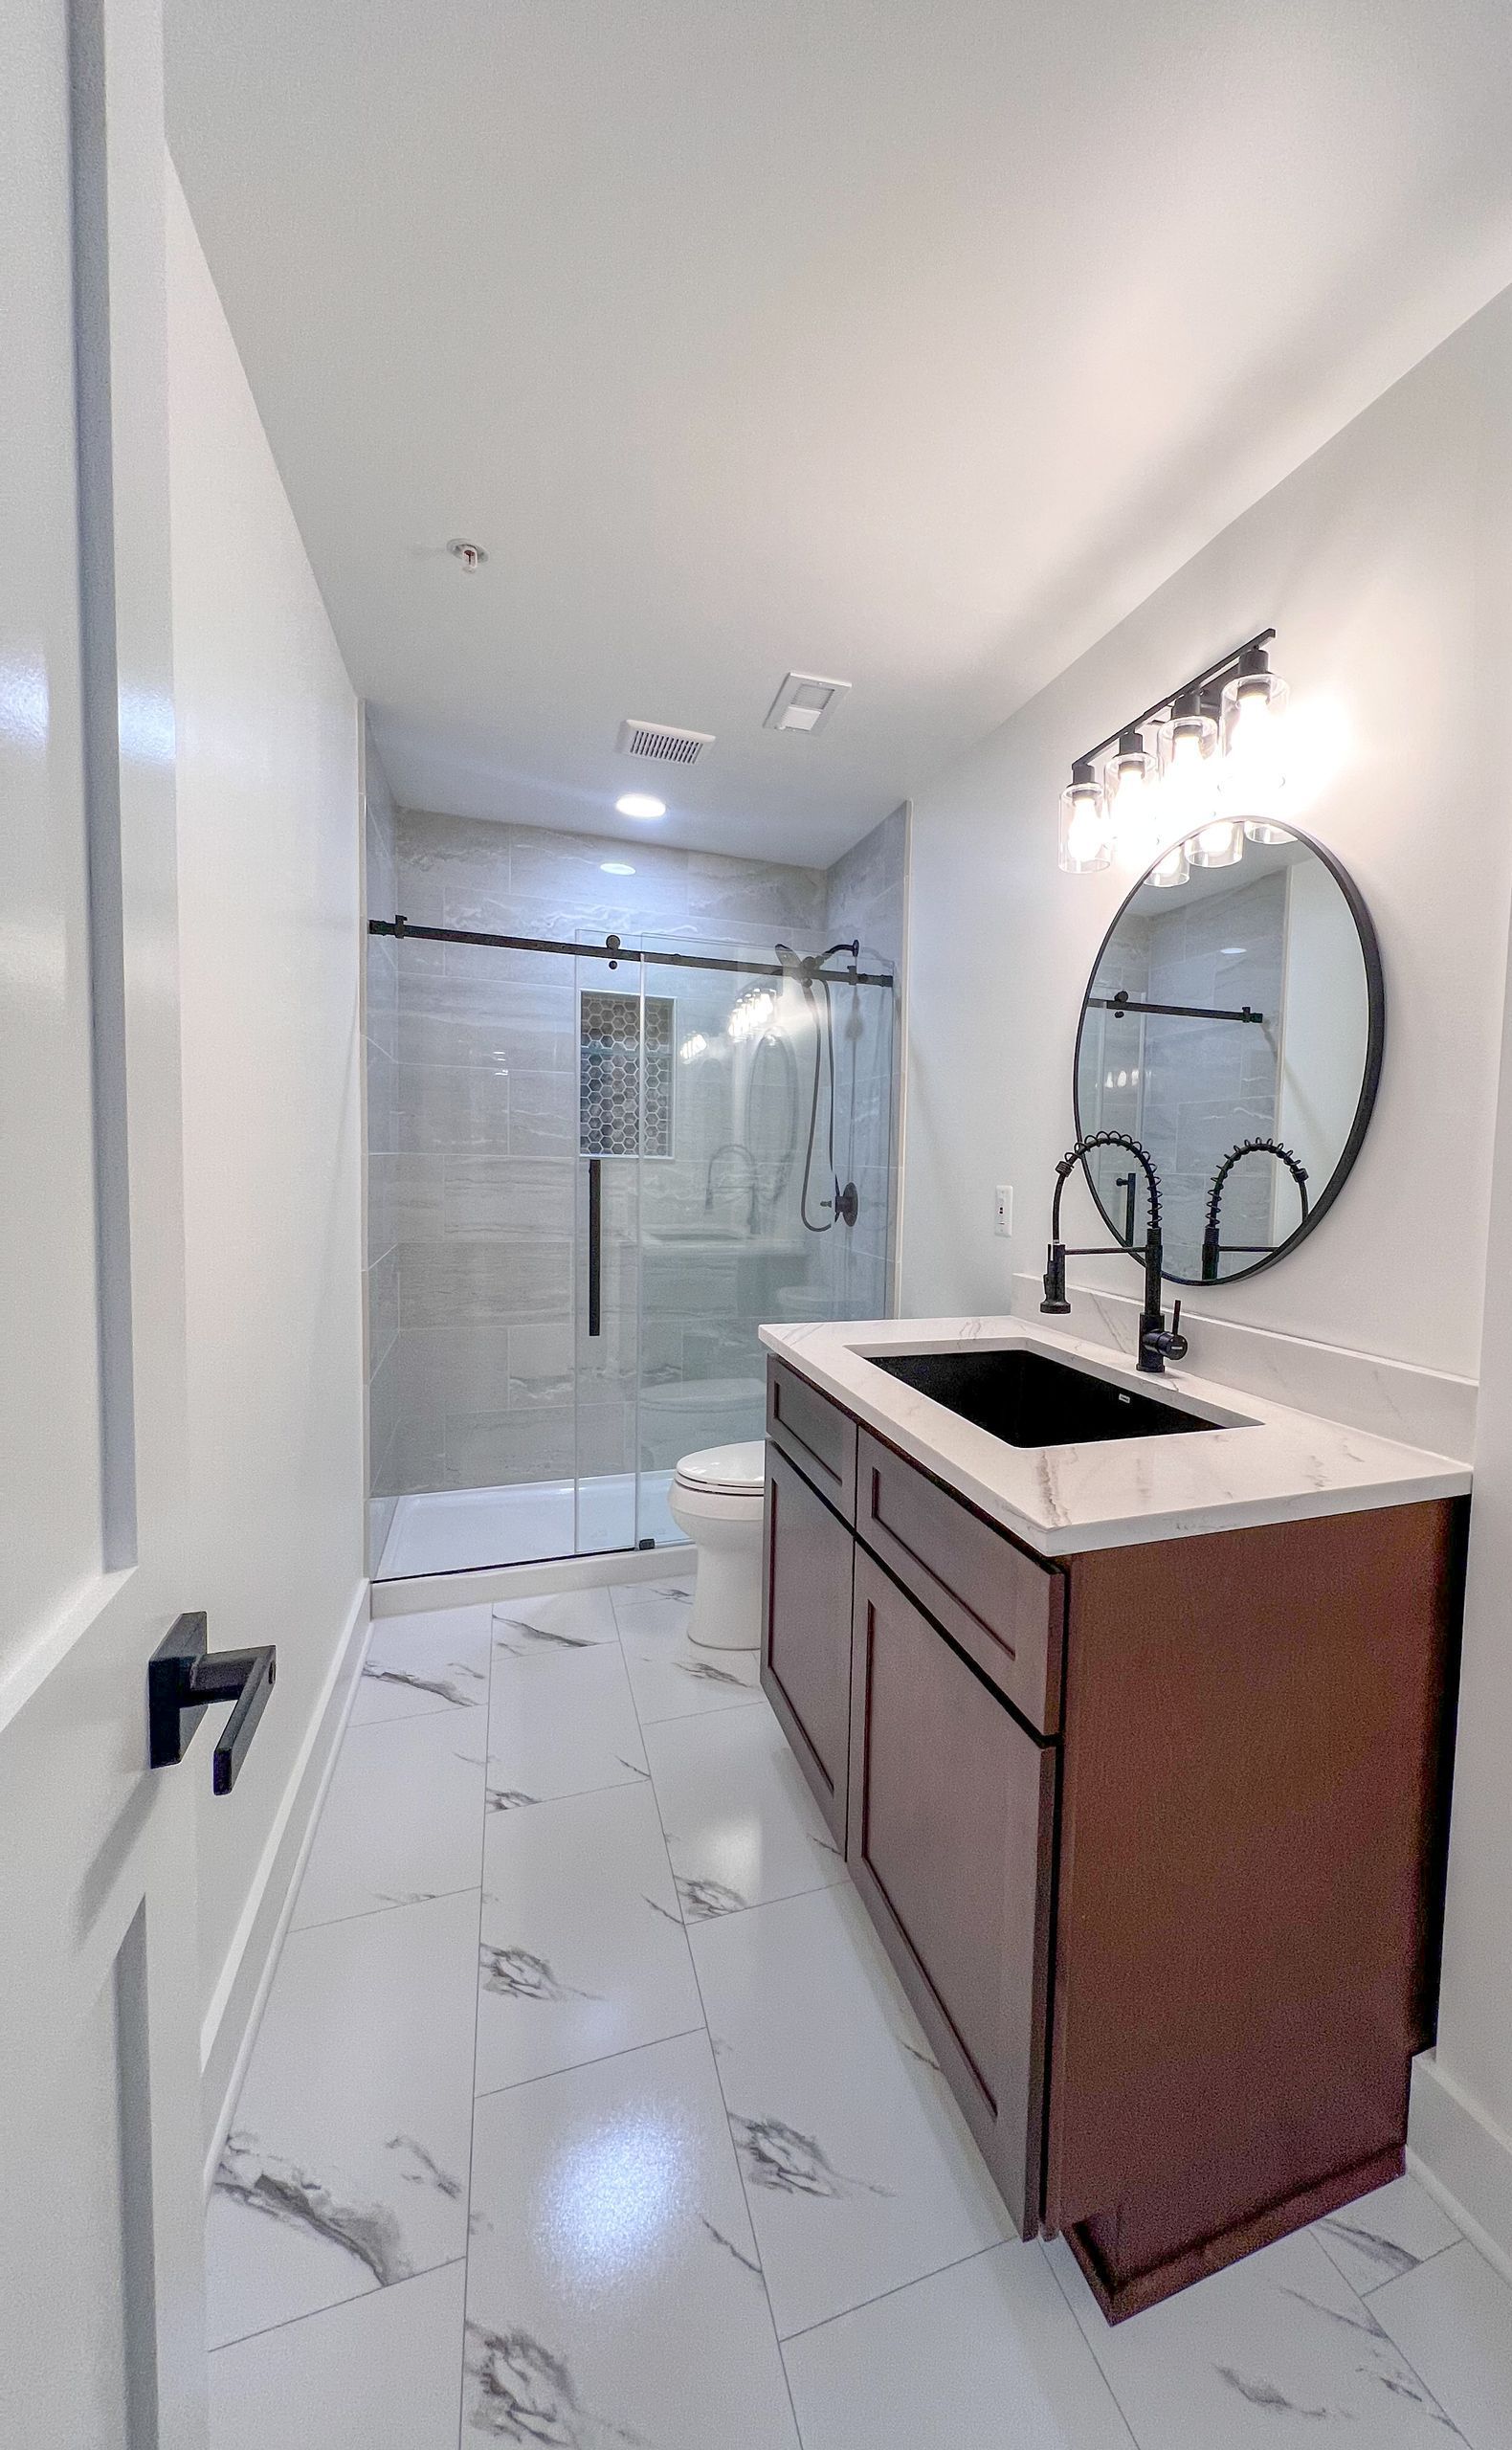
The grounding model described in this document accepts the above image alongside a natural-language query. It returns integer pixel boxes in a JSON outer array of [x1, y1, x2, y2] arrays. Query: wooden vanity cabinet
[[847, 1549, 1056, 2234], [761, 1445, 855, 1846], [761, 1354, 1466, 2322]]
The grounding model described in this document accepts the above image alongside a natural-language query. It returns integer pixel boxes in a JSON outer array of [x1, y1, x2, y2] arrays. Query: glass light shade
[[1148, 838, 1190, 888], [1058, 771, 1109, 873], [1156, 708, 1219, 840], [1220, 666, 1289, 831], [1190, 816, 1246, 869], [1105, 738, 1159, 872]]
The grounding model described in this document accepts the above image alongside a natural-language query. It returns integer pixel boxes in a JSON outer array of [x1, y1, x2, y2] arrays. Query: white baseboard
[[200, 1579, 372, 2190], [370, 1541, 679, 1617], [1408, 2050, 1512, 2284]]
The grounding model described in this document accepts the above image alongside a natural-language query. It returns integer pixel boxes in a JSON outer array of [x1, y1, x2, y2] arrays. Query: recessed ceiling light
[[615, 792, 666, 819], [601, 860, 635, 876]]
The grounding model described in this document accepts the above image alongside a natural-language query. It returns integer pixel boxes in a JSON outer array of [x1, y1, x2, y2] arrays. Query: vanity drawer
[[856, 1430, 1064, 1735], [767, 1359, 857, 1520]]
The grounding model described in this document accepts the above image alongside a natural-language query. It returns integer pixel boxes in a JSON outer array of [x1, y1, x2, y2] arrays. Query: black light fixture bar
[[1090, 990, 1266, 1026], [367, 915, 894, 991], [1074, 627, 1276, 770]]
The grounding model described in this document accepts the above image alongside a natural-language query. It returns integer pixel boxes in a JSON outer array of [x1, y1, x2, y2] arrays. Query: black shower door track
[[368, 915, 894, 991]]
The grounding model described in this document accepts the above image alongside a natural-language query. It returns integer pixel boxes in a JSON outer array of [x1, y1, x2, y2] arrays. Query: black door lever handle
[[148, 1613, 278, 1795]]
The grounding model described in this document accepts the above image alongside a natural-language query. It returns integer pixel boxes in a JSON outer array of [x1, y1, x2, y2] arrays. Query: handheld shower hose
[[774, 941, 862, 1233]]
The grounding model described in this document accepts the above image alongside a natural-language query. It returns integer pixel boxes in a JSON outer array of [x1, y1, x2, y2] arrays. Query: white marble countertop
[[759, 1315, 1472, 1557]]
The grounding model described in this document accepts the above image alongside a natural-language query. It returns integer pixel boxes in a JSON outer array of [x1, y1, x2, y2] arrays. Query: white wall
[[901, 278, 1512, 2256], [901, 283, 1512, 1379], [166, 167, 367, 2067]]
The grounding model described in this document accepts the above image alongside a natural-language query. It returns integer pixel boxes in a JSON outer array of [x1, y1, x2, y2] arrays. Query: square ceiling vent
[[615, 718, 714, 766], [765, 672, 851, 734]]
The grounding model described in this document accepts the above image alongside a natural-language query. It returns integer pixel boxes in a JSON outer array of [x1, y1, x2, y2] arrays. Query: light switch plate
[[994, 1185, 1013, 1237]]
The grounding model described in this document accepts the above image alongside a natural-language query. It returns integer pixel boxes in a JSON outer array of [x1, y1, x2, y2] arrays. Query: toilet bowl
[[667, 1439, 767, 1650]]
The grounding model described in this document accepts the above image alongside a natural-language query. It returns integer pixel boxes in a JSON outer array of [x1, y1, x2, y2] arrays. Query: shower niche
[[367, 909, 896, 1581]]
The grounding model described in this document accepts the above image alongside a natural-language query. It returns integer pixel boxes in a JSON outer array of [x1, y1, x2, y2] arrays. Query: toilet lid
[[674, 1438, 767, 1495]]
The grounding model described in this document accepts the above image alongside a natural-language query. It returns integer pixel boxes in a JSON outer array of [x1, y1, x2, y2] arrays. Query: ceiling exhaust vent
[[615, 718, 714, 766], [765, 672, 851, 735]]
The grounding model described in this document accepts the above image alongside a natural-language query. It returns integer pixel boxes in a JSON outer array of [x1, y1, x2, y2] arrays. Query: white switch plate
[[994, 1185, 1013, 1237]]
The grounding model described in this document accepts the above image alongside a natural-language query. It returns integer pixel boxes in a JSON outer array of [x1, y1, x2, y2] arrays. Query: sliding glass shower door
[[368, 911, 896, 1582]]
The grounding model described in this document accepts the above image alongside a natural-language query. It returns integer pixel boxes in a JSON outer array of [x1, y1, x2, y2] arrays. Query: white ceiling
[[167, 0, 1512, 868]]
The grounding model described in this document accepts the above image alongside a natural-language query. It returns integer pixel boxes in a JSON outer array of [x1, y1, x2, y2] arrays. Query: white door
[[1, 0, 210, 2440]]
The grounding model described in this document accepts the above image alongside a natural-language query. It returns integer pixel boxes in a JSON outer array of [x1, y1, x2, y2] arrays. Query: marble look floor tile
[[610, 1578, 763, 1724], [207, 1892, 478, 2348], [1045, 2226, 1462, 2446], [487, 1628, 648, 1810], [208, 2261, 466, 2450], [643, 1703, 845, 1922], [691, 1882, 1009, 2338], [475, 1780, 702, 2096], [490, 1585, 619, 1655], [292, 1709, 486, 1930], [1370, 2239, 1512, 2450], [465, 2031, 799, 2449], [349, 1605, 492, 1728], [1313, 2172, 1463, 2295], [782, 2242, 1136, 2450]]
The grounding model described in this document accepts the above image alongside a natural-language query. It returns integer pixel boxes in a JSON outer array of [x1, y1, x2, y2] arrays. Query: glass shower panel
[[369, 916, 896, 1579], [573, 942, 646, 1553], [369, 926, 585, 1580]]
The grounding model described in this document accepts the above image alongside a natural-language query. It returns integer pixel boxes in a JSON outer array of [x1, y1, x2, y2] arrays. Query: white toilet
[[666, 1439, 767, 1650]]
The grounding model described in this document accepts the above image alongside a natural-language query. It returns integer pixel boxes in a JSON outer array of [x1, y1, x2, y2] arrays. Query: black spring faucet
[[1040, 1130, 1189, 1374]]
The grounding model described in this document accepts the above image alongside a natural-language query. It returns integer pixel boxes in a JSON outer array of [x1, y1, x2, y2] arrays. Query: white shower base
[[375, 1469, 683, 1582]]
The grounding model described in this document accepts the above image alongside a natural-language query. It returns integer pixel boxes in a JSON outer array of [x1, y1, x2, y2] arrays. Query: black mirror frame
[[1071, 821, 1386, 1288]]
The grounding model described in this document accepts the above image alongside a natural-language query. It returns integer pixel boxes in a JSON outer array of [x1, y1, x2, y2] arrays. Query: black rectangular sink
[[868, 1346, 1218, 1449]]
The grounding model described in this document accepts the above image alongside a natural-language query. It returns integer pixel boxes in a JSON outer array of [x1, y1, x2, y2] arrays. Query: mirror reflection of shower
[[775, 940, 862, 1233]]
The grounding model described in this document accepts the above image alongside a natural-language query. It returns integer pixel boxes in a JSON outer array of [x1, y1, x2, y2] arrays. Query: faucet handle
[[1165, 1301, 1189, 1362]]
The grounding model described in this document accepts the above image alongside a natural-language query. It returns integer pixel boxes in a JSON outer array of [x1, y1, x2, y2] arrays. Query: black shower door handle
[[587, 1155, 602, 1338]]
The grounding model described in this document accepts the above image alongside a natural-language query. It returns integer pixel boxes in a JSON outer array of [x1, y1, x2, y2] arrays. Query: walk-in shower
[[367, 904, 897, 1580]]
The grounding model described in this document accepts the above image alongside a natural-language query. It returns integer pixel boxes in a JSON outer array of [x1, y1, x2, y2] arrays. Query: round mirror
[[1073, 824, 1384, 1284]]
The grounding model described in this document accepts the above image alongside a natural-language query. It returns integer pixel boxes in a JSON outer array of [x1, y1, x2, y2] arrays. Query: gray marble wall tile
[[446, 1404, 575, 1487], [390, 1323, 513, 1423], [442, 1157, 574, 1241], [398, 1237, 570, 1331], [577, 1400, 633, 1477], [366, 1039, 395, 1162], [368, 1244, 399, 1368], [371, 1151, 445, 1253], [687, 850, 826, 934], [393, 1060, 510, 1154], [505, 1319, 575, 1409], [397, 1006, 576, 1075], [824, 805, 907, 968], [507, 1071, 577, 1158]]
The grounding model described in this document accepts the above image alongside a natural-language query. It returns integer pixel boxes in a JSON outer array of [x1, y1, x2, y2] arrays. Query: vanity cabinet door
[[761, 1447, 854, 1845], [848, 1550, 1056, 2235]]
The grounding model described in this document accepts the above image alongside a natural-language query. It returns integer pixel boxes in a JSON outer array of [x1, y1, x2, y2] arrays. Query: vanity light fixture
[[1058, 759, 1110, 873], [1106, 729, 1160, 873], [1221, 641, 1290, 841], [1056, 628, 1286, 875]]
